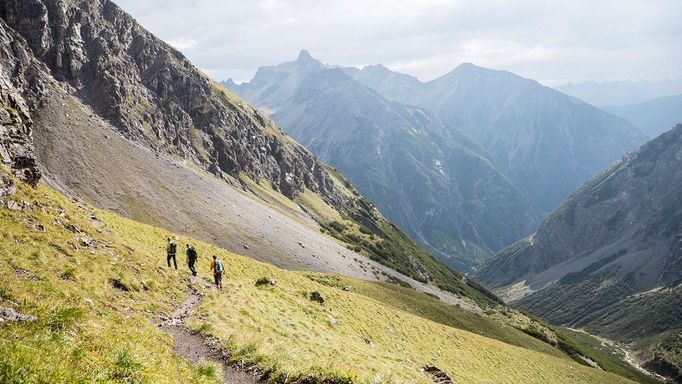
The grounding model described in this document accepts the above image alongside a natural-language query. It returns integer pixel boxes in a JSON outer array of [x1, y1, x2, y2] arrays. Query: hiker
[[210, 255, 224, 291], [166, 237, 178, 269], [186, 244, 198, 276]]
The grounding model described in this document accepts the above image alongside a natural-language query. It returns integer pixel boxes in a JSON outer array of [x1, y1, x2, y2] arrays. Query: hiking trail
[[160, 277, 260, 384]]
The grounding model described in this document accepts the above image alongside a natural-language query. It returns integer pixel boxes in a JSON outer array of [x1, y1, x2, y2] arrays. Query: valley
[[0, 0, 679, 383]]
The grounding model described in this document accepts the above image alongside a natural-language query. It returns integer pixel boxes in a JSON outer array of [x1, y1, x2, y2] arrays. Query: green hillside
[[0, 174, 639, 383]]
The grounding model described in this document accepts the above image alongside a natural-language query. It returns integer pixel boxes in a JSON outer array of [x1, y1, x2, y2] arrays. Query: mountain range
[[0, 0, 491, 300], [344, 61, 648, 213], [479, 124, 682, 380], [227, 51, 538, 271], [227, 52, 647, 271], [556, 79, 682, 107], [604, 94, 682, 138], [0, 1, 662, 383]]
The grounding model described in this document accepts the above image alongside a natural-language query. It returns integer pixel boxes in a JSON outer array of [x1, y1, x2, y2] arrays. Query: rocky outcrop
[[478, 124, 682, 291], [0, 0, 481, 297], [0, 0, 337, 203], [477, 125, 682, 381], [0, 18, 47, 187]]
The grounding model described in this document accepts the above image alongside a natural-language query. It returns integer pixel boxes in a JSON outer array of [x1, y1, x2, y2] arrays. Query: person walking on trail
[[166, 238, 178, 269], [210, 255, 224, 291], [186, 244, 198, 276]]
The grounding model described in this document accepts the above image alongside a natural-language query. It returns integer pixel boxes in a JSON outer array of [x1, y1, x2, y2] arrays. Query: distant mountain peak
[[362, 63, 391, 73], [297, 49, 318, 63]]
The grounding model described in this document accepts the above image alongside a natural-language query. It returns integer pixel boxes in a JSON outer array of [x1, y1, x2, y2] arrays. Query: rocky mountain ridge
[[228, 51, 539, 272], [346, 62, 648, 213], [478, 124, 682, 381], [1, 0, 338, 203], [0, 0, 488, 301], [604, 94, 682, 138]]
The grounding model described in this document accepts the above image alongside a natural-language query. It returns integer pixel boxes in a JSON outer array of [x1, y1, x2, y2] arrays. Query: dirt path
[[160, 279, 261, 384]]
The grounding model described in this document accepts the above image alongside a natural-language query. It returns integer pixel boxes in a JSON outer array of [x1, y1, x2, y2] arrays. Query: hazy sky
[[115, 0, 681, 85]]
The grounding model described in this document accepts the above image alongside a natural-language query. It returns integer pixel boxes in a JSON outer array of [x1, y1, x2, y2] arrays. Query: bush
[[48, 307, 83, 333], [111, 348, 142, 382], [255, 277, 276, 287], [60, 268, 75, 280], [310, 291, 325, 304], [197, 363, 217, 379]]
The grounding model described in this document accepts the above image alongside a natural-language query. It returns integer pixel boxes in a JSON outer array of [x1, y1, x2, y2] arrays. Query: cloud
[[166, 37, 197, 50], [114, 0, 682, 85]]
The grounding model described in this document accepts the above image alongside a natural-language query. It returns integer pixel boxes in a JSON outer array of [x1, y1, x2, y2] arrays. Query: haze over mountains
[[227, 51, 647, 271], [0, 0, 485, 298], [604, 94, 682, 139], [556, 79, 682, 107], [228, 51, 538, 271], [1, 0, 680, 382]]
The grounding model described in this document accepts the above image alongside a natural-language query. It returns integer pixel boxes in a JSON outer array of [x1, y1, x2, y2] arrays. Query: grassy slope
[[212, 81, 495, 303], [0, 183, 213, 382], [0, 176, 634, 383]]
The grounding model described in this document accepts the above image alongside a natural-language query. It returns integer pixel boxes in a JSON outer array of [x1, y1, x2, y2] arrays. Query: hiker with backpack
[[166, 237, 178, 269], [210, 255, 224, 291], [186, 244, 198, 276]]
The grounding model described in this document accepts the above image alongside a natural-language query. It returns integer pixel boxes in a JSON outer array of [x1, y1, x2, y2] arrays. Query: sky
[[115, 0, 682, 86]]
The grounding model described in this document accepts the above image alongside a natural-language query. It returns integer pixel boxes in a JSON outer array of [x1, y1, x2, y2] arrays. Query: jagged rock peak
[[296, 49, 322, 66], [0, 0, 341, 204]]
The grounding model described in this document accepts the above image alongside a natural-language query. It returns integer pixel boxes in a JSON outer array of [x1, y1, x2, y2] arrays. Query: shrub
[[255, 277, 276, 287], [48, 307, 83, 333], [111, 348, 142, 382], [60, 268, 75, 280], [197, 363, 217, 379]]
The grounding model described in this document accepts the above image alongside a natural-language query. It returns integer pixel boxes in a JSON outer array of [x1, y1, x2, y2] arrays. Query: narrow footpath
[[160, 278, 260, 384]]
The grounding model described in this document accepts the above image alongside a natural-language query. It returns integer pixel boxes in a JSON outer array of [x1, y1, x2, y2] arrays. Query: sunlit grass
[[0, 176, 634, 383]]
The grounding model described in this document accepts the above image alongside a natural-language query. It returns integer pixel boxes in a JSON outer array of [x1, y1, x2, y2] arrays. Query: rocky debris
[[0, 176, 16, 202], [79, 236, 92, 247], [298, 241, 306, 248], [0, 307, 37, 322], [363, 338, 376, 348], [342, 286, 352, 292], [329, 318, 339, 326], [0, 0, 341, 206], [422, 366, 454, 384], [309, 291, 325, 304], [242, 244, 249, 249], [6, 200, 22, 211]]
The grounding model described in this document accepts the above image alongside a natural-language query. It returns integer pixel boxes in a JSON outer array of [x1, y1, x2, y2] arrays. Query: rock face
[[228, 52, 538, 272], [346, 63, 648, 214], [0, 0, 337, 203], [0, 0, 487, 299], [478, 125, 682, 380], [0, 18, 45, 187], [478, 124, 682, 291]]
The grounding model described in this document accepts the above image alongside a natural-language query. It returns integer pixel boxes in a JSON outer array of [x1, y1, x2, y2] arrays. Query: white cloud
[[114, 0, 682, 84], [166, 37, 197, 50]]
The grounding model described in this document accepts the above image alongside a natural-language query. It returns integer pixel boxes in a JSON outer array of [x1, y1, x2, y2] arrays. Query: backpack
[[169, 242, 177, 254], [215, 260, 223, 274], [189, 247, 197, 259]]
